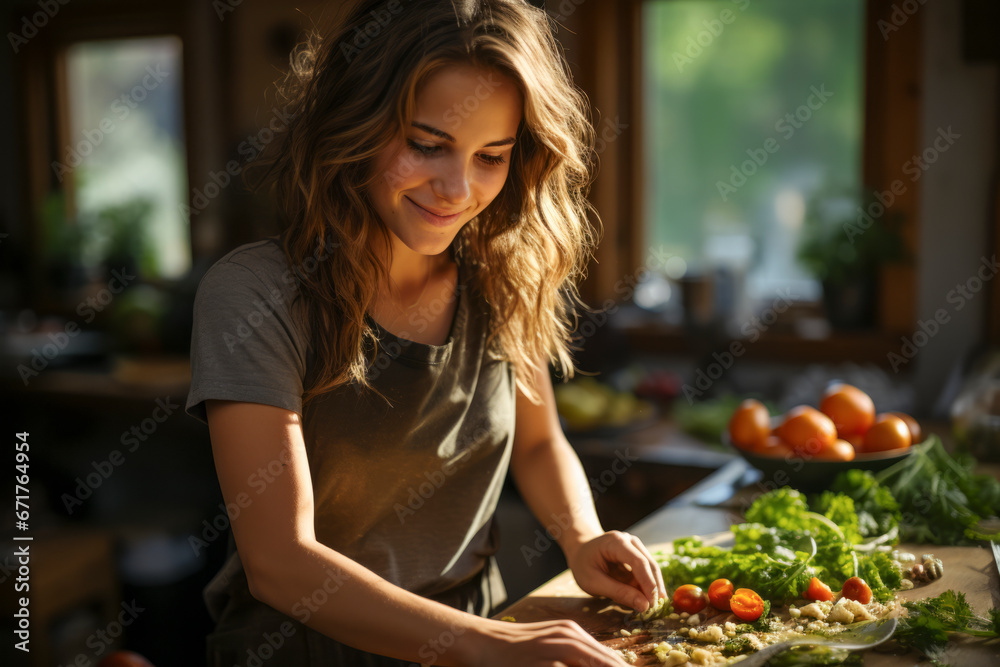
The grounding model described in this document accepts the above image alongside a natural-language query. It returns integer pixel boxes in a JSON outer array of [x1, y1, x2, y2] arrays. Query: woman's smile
[[404, 195, 467, 227], [369, 63, 523, 257]]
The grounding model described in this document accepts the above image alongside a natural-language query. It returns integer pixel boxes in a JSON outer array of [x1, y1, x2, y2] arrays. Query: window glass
[[62, 36, 189, 279], [642, 0, 864, 303]]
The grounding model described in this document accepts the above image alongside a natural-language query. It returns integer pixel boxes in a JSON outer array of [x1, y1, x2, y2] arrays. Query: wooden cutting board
[[494, 538, 1000, 665]]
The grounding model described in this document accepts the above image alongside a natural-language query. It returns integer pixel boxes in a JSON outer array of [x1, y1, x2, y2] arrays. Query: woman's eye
[[406, 140, 439, 155], [478, 154, 506, 167]]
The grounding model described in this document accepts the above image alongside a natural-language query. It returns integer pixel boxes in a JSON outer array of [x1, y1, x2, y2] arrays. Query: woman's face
[[369, 63, 523, 257]]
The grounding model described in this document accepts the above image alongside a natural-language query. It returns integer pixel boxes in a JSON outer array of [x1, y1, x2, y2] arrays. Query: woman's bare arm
[[205, 399, 626, 666], [509, 367, 666, 612]]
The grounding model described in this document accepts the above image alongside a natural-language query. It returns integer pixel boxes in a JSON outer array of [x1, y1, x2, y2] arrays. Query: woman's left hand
[[565, 530, 666, 612]]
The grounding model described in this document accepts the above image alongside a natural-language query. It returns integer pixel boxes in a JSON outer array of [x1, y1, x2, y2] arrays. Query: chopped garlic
[[657, 648, 689, 666], [799, 602, 828, 621], [690, 624, 724, 643], [597, 604, 633, 615], [825, 599, 855, 625], [789, 607, 801, 619], [620, 628, 631, 637], [687, 613, 701, 626], [841, 598, 875, 621], [690, 647, 713, 665]]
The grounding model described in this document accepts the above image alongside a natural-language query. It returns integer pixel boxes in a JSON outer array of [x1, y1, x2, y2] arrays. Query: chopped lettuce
[[857, 551, 903, 603], [829, 469, 900, 539], [660, 486, 895, 603]]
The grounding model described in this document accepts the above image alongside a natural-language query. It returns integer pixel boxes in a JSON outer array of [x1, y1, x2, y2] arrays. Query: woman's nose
[[431, 159, 471, 204]]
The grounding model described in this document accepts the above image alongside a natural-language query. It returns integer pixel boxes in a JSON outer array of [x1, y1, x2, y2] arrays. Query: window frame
[[559, 0, 922, 366], [14, 0, 226, 309]]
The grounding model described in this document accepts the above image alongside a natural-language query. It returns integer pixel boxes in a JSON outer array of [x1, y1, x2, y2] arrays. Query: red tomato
[[842, 576, 873, 604], [813, 439, 856, 462], [820, 383, 876, 437], [805, 576, 835, 602], [751, 435, 796, 458], [888, 411, 923, 444], [861, 415, 911, 454], [730, 588, 765, 621], [776, 406, 837, 456], [672, 584, 708, 614], [728, 399, 772, 451], [708, 578, 735, 611]]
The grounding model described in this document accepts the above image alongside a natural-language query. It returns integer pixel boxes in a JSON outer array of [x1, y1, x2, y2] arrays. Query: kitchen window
[[641, 0, 864, 307], [58, 36, 190, 280], [564, 0, 922, 362]]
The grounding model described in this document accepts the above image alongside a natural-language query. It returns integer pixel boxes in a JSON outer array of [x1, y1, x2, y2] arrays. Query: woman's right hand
[[462, 617, 626, 666]]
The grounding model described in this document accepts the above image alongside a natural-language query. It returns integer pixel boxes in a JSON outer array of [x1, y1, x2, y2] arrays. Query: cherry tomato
[[730, 588, 765, 621], [672, 584, 708, 614], [820, 383, 876, 437], [861, 415, 911, 454], [888, 411, 923, 445], [751, 435, 796, 458], [842, 576, 873, 604], [708, 578, 735, 611], [813, 439, 856, 462], [728, 399, 771, 451], [805, 576, 835, 602], [776, 406, 837, 456]]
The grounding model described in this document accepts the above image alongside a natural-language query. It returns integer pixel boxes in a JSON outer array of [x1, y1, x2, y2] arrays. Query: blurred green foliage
[[643, 0, 864, 295]]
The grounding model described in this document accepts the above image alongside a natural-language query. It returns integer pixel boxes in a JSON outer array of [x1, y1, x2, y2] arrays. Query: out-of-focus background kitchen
[[0, 0, 998, 665]]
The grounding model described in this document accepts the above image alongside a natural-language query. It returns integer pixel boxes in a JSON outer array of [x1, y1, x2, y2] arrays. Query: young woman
[[186, 1, 665, 664]]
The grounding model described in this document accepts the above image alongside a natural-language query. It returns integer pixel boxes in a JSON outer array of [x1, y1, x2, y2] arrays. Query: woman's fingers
[[537, 623, 624, 667], [629, 534, 666, 599], [488, 619, 625, 666], [605, 532, 661, 607]]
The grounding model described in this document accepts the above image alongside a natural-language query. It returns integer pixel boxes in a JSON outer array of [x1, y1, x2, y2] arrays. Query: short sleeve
[[185, 256, 308, 424]]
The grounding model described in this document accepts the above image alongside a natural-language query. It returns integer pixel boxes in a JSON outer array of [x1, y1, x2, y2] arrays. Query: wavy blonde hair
[[254, 0, 598, 403]]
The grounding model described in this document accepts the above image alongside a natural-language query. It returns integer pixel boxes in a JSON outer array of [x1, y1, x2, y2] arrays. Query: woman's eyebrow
[[411, 121, 516, 147]]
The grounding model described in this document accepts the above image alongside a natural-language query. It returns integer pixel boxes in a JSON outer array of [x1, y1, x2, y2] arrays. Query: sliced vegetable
[[805, 577, 834, 602], [708, 578, 734, 611], [730, 588, 766, 622], [841, 576, 872, 604], [672, 584, 707, 614]]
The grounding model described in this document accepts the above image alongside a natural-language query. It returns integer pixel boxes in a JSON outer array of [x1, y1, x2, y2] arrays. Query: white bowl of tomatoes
[[724, 384, 922, 491]]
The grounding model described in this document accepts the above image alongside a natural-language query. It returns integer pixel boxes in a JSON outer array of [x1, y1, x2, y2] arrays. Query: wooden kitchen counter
[[495, 481, 1000, 665]]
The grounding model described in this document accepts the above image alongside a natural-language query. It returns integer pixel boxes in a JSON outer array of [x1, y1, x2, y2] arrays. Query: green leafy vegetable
[[660, 487, 884, 603], [721, 635, 753, 656], [894, 590, 1000, 665], [813, 491, 863, 544], [856, 552, 902, 603], [873, 437, 1000, 545], [829, 469, 900, 539], [744, 487, 810, 529]]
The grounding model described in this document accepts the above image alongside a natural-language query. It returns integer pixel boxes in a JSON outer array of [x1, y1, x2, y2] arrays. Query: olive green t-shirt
[[186, 239, 515, 620]]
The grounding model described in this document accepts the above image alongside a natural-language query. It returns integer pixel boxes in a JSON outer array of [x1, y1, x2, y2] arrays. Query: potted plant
[[797, 187, 907, 329]]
